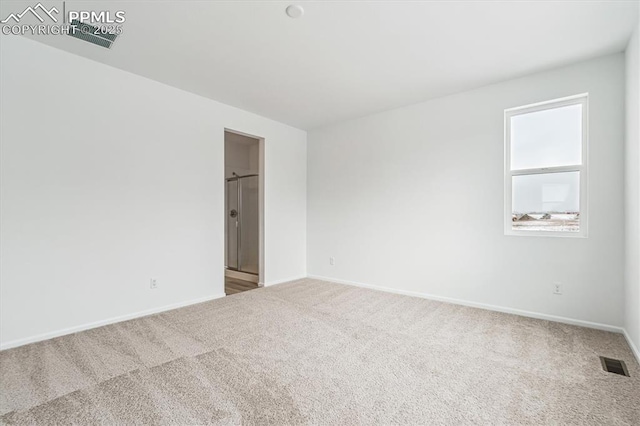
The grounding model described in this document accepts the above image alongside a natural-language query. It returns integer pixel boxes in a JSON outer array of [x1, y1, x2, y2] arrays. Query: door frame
[[224, 128, 265, 286]]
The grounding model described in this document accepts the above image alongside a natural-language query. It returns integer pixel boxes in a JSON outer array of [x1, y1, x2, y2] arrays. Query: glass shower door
[[226, 179, 239, 270], [239, 176, 259, 274]]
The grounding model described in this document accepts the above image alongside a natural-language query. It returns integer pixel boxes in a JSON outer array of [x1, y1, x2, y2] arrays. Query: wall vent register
[[599, 356, 630, 377], [68, 20, 118, 49]]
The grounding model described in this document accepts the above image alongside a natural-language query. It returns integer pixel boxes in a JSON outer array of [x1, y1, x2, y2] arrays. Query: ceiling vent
[[68, 20, 118, 49], [599, 356, 630, 377]]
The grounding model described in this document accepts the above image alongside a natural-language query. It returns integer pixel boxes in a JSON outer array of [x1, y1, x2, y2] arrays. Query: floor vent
[[68, 20, 118, 49], [600, 356, 630, 377]]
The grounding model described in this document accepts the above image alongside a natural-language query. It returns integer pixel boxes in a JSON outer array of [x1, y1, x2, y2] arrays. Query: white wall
[[308, 54, 625, 328], [625, 23, 640, 357], [0, 37, 307, 348]]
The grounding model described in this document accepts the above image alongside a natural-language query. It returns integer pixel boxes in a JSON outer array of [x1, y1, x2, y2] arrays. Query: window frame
[[504, 93, 589, 238]]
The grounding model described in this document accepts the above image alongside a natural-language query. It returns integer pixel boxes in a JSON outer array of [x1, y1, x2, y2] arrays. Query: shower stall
[[226, 174, 259, 276]]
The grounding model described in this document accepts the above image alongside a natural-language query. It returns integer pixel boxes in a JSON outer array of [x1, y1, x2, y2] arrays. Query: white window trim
[[504, 93, 589, 238]]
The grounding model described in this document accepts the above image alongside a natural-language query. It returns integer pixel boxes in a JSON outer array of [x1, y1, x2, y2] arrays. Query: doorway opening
[[224, 130, 264, 296]]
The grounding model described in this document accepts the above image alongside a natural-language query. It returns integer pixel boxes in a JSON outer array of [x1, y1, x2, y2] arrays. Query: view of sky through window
[[511, 104, 582, 170]]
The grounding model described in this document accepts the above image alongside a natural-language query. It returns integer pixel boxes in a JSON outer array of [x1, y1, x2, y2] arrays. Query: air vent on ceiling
[[68, 19, 118, 49], [599, 356, 630, 377]]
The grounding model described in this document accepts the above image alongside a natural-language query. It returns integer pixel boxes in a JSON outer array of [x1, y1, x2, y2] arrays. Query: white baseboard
[[308, 275, 624, 334], [4, 275, 635, 364], [0, 293, 225, 351], [263, 275, 308, 287], [623, 329, 640, 364]]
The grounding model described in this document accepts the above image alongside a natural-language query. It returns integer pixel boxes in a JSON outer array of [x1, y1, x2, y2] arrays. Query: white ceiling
[[3, 0, 639, 129]]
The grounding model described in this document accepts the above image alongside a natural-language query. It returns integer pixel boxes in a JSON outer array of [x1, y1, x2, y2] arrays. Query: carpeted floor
[[1, 279, 639, 425]]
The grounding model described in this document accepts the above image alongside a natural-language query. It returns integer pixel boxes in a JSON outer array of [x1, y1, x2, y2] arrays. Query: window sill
[[504, 230, 588, 238]]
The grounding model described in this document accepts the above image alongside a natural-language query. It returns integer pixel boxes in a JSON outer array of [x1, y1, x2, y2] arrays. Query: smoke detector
[[285, 5, 304, 19]]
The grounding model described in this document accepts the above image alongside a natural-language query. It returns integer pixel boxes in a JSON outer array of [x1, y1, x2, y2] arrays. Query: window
[[504, 94, 588, 237]]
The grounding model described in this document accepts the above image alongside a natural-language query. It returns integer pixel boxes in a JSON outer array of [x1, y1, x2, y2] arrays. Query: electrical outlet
[[150, 278, 158, 289], [329, 257, 335, 266], [553, 282, 562, 295]]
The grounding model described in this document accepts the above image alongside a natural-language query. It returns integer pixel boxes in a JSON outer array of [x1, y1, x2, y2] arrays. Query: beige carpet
[[1, 279, 639, 425]]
